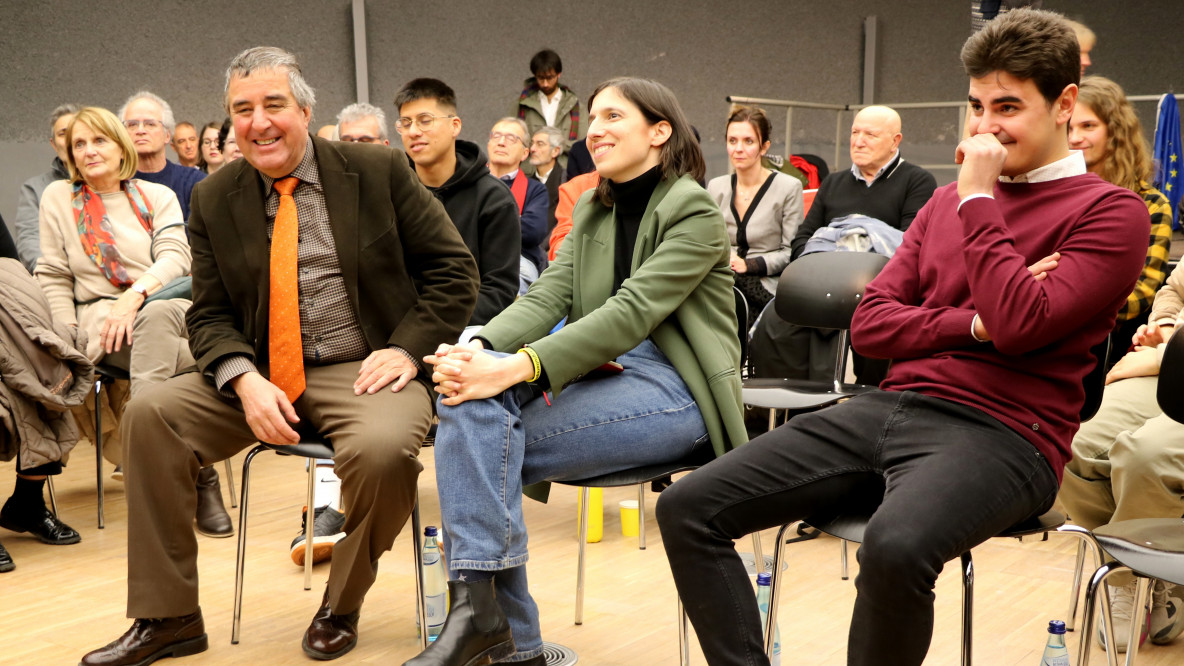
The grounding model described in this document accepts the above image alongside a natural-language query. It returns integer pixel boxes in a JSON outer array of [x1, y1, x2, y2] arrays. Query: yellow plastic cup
[[577, 487, 603, 543], [619, 499, 640, 537]]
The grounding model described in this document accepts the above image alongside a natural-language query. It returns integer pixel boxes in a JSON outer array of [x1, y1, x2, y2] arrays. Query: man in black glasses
[[335, 102, 390, 146], [395, 78, 519, 335]]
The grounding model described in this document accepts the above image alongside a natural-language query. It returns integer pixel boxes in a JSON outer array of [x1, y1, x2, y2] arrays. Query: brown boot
[[195, 466, 233, 538], [80, 608, 207, 665]]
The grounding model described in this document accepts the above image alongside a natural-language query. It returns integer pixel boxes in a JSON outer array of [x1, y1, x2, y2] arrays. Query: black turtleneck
[[608, 165, 663, 292]]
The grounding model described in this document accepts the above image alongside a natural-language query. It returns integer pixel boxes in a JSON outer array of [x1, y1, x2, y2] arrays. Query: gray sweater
[[707, 170, 804, 293], [14, 157, 70, 273]]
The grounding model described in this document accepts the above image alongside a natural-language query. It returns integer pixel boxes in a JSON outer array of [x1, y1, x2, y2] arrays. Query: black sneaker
[[289, 506, 346, 566]]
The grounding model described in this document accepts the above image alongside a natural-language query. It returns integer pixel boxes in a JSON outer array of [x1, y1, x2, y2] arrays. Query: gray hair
[[494, 116, 530, 142], [49, 103, 80, 135], [224, 46, 317, 119], [118, 91, 176, 134], [533, 125, 564, 150], [337, 102, 388, 141]]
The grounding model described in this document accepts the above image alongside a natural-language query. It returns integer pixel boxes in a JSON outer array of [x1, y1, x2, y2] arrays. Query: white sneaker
[[1150, 580, 1184, 645], [1098, 580, 1149, 653]]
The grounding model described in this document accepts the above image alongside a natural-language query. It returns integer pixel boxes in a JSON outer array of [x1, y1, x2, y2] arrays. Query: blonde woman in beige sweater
[[35, 107, 232, 537]]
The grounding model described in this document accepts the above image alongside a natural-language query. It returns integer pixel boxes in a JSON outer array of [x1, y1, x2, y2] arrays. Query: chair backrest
[[774, 252, 890, 330], [733, 285, 749, 370], [1158, 329, 1184, 423], [801, 189, 818, 216]]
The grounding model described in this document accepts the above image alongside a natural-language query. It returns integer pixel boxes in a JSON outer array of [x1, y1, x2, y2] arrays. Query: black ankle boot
[[194, 466, 233, 538], [402, 579, 515, 666]]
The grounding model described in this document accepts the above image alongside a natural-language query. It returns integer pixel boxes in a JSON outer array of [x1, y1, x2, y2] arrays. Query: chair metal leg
[[46, 475, 59, 517], [1056, 524, 1106, 642], [94, 379, 104, 529], [752, 532, 766, 575], [411, 493, 428, 650], [232, 444, 266, 645], [961, 551, 974, 666], [637, 484, 647, 550], [576, 486, 590, 625], [840, 539, 849, 580], [678, 595, 690, 666], [765, 522, 792, 659], [224, 458, 238, 508], [1124, 578, 1151, 666], [1077, 562, 1127, 666], [304, 458, 316, 591]]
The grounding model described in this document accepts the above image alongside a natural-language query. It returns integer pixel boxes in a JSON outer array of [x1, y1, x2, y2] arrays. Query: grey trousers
[[121, 361, 431, 618]]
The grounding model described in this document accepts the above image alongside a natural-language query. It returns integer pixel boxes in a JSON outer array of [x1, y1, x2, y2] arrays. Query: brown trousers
[[121, 360, 431, 619]]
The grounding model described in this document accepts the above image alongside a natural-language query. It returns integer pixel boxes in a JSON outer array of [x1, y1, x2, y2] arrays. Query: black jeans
[[656, 390, 1059, 666]]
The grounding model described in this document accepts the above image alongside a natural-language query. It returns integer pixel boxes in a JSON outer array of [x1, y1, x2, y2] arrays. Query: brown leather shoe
[[194, 466, 233, 538], [80, 608, 207, 665], [302, 592, 359, 660]]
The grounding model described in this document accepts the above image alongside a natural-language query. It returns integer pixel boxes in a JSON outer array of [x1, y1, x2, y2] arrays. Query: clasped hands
[[423, 340, 535, 406]]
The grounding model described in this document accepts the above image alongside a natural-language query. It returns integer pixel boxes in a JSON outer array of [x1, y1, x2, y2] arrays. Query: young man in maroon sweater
[[657, 9, 1149, 666]]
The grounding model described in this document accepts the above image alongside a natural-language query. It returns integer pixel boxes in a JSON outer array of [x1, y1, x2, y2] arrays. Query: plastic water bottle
[[419, 526, 448, 641], [1039, 620, 1070, 666], [756, 572, 782, 666]]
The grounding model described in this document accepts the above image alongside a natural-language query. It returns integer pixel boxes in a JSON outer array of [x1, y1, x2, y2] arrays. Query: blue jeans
[[435, 339, 709, 661]]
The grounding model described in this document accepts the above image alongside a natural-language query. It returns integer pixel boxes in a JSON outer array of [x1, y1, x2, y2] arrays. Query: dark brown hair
[[727, 105, 771, 145], [960, 7, 1079, 105], [587, 77, 705, 205]]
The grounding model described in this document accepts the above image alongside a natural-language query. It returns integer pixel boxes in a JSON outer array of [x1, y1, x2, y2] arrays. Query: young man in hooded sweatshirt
[[397, 78, 520, 335]]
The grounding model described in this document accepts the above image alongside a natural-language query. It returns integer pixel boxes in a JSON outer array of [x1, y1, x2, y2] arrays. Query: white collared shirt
[[539, 89, 562, 127]]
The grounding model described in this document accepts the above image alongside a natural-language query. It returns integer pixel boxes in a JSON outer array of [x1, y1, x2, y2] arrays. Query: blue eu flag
[[1153, 94, 1183, 230]]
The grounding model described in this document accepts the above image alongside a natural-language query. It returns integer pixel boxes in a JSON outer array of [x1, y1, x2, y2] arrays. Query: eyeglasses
[[341, 135, 383, 144], [201, 138, 219, 146], [394, 113, 456, 134], [124, 119, 161, 131], [489, 131, 525, 145]]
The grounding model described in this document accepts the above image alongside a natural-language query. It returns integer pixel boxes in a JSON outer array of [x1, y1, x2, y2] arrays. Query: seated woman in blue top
[[405, 77, 748, 666], [707, 106, 804, 329]]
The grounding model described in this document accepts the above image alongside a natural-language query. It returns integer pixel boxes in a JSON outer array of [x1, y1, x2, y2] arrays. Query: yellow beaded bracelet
[[517, 347, 542, 383]]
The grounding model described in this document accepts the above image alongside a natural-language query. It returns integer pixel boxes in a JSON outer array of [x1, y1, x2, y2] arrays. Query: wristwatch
[[131, 283, 148, 297]]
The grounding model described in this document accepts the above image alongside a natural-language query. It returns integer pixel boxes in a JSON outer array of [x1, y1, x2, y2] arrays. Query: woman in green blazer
[[408, 78, 747, 666]]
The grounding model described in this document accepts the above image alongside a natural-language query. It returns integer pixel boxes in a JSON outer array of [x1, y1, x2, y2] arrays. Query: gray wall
[[3, 0, 1181, 234]]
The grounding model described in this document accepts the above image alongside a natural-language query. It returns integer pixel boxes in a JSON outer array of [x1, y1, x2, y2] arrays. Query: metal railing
[[726, 93, 1184, 174]]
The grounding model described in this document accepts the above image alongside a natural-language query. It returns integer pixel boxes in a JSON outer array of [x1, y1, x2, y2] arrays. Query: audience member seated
[[195, 122, 224, 175], [515, 49, 582, 171], [170, 121, 200, 169], [548, 171, 600, 261], [80, 47, 477, 666], [118, 92, 205, 220], [336, 102, 390, 145], [15, 104, 79, 273], [405, 76, 746, 666], [1069, 75, 1172, 346], [749, 104, 937, 384], [396, 78, 519, 333], [530, 126, 568, 244], [1059, 259, 1184, 653], [0, 254, 93, 574], [707, 105, 804, 329], [33, 107, 232, 539], [486, 117, 549, 293], [656, 10, 1149, 666], [1066, 17, 1096, 76], [218, 117, 243, 164], [564, 136, 596, 179]]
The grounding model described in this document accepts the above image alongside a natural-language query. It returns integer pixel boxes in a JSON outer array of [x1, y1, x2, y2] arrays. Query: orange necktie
[[269, 177, 305, 402]]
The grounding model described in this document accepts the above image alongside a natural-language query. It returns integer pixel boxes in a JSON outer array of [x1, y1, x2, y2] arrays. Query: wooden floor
[[3, 442, 1182, 665]]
